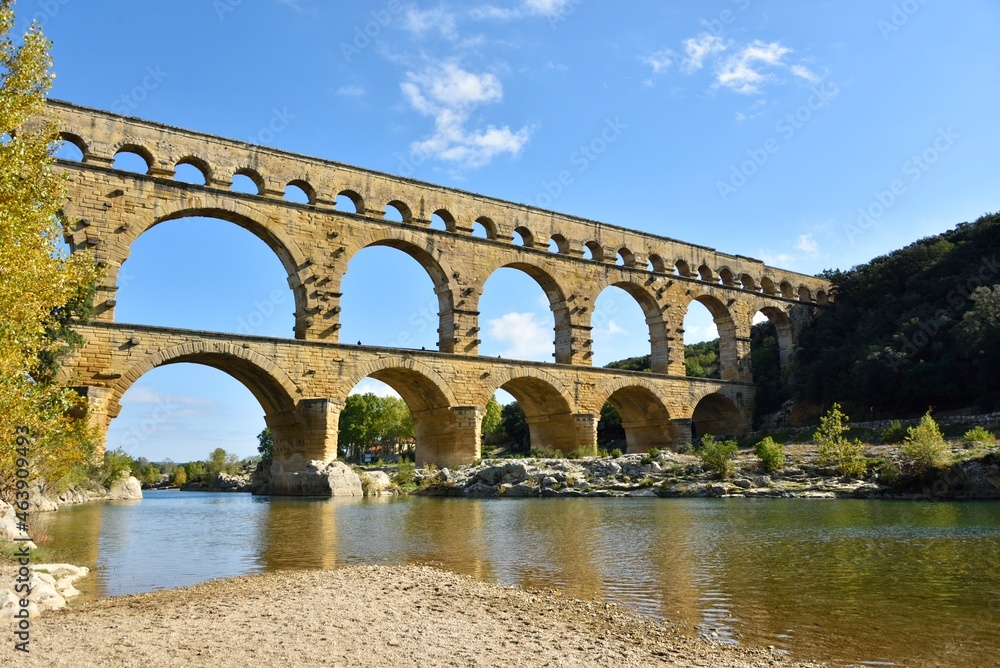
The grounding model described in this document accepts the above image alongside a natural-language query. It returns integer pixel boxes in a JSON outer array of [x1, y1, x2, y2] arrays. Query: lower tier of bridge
[[63, 322, 754, 470]]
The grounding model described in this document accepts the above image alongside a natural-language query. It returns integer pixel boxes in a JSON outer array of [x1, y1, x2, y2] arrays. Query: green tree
[[754, 436, 785, 473], [0, 1, 102, 500], [257, 427, 273, 459], [337, 393, 415, 462], [500, 402, 530, 451], [814, 404, 866, 479], [900, 412, 950, 475], [170, 465, 187, 486], [481, 396, 502, 436], [698, 435, 738, 478], [597, 401, 625, 449], [205, 447, 239, 479]]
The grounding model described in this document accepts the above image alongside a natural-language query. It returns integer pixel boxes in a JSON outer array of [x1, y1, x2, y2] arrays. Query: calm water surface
[[38, 493, 1000, 667]]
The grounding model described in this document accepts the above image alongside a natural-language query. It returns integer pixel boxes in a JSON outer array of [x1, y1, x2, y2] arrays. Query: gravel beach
[[1, 565, 823, 667]]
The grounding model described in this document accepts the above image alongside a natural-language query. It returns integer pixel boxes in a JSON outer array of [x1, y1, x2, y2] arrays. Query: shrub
[[529, 445, 563, 459], [170, 466, 187, 486], [101, 448, 136, 488], [393, 460, 415, 486], [647, 448, 662, 458], [753, 437, 785, 473], [814, 404, 867, 479], [640, 455, 653, 466], [881, 421, 907, 444], [963, 426, 995, 445], [878, 461, 901, 486], [674, 442, 693, 455], [900, 412, 950, 475], [608, 448, 623, 459], [698, 436, 738, 478]]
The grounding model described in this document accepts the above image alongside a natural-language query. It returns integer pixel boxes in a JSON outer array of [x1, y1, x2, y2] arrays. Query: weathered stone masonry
[[49, 100, 830, 471]]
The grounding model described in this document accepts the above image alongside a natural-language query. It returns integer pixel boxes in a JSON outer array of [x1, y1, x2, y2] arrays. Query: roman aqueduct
[[49, 100, 831, 471]]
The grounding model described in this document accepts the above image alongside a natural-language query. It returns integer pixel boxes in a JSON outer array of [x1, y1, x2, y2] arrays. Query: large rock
[[108, 476, 143, 500], [208, 472, 252, 493], [359, 470, 396, 497], [256, 460, 363, 497], [0, 501, 36, 549]]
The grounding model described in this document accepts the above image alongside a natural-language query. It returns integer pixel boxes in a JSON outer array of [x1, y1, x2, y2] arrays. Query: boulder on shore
[[108, 476, 143, 500], [208, 472, 252, 493], [253, 460, 363, 497]]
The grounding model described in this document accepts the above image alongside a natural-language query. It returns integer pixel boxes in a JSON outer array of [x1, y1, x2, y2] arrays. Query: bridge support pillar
[[573, 413, 599, 455], [621, 419, 679, 454], [269, 398, 342, 473], [671, 419, 694, 450], [413, 406, 482, 469], [72, 386, 114, 461]]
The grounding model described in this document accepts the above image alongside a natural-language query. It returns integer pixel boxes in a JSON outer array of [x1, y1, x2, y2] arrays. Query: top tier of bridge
[[47, 99, 829, 303]]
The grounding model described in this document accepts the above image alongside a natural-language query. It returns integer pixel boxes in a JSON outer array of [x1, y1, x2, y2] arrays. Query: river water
[[38, 492, 1000, 667]]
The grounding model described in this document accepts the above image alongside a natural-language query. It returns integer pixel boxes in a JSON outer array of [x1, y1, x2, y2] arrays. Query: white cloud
[[681, 33, 727, 74], [488, 312, 552, 360], [337, 85, 366, 97], [790, 64, 821, 84], [715, 40, 792, 94], [523, 0, 574, 16], [350, 378, 401, 398], [470, 0, 574, 20], [401, 62, 531, 168], [642, 49, 675, 74], [594, 319, 627, 342], [121, 386, 212, 407], [752, 311, 769, 325], [403, 6, 458, 39], [795, 233, 819, 254]]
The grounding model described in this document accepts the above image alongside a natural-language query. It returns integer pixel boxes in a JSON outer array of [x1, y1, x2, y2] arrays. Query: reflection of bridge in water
[[50, 100, 830, 473]]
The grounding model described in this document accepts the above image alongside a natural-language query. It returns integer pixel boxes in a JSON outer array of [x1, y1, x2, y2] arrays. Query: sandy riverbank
[[1, 565, 821, 667]]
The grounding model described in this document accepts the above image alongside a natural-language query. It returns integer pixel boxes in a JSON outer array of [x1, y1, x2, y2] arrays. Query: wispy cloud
[[488, 312, 551, 360], [470, 0, 575, 20], [403, 6, 459, 38], [795, 233, 819, 254], [680, 33, 727, 74], [714, 40, 792, 94], [593, 319, 627, 342], [337, 85, 366, 97], [401, 61, 531, 168], [641, 49, 675, 74]]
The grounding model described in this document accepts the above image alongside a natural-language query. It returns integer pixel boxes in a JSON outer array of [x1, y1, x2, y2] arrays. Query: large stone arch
[[682, 291, 741, 381], [103, 198, 314, 338], [334, 227, 463, 353], [595, 378, 680, 453], [690, 392, 747, 440], [481, 368, 581, 455], [750, 299, 795, 370], [477, 259, 574, 364], [340, 357, 473, 467], [589, 278, 672, 373]]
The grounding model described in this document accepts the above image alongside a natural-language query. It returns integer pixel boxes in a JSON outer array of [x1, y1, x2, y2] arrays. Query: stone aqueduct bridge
[[50, 100, 831, 470]]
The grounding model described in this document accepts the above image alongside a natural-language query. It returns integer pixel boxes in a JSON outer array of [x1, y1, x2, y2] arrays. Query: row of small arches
[[55, 132, 828, 305]]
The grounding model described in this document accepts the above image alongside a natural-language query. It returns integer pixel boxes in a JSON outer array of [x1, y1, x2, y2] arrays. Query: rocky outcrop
[[22, 476, 143, 513], [253, 460, 364, 497], [0, 501, 36, 549], [207, 472, 253, 493], [358, 470, 398, 497], [0, 563, 89, 619], [108, 476, 143, 500]]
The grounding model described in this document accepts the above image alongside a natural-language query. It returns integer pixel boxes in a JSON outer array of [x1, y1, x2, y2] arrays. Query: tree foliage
[[337, 393, 414, 462], [481, 395, 502, 436], [205, 447, 239, 479], [899, 412, 949, 476], [814, 404, 866, 479], [0, 3, 102, 500], [256, 427, 273, 459], [500, 402, 530, 451]]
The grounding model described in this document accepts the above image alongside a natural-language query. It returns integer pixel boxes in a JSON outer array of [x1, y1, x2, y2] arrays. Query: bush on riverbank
[[899, 413, 950, 475], [815, 404, 867, 479], [753, 437, 785, 473], [698, 436, 738, 479]]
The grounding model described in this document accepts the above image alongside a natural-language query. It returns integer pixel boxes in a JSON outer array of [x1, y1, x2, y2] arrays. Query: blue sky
[[33, 0, 999, 461]]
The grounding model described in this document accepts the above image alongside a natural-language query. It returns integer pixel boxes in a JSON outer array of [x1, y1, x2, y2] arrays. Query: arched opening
[[343, 367, 463, 467], [495, 376, 578, 456], [616, 247, 635, 267], [718, 268, 737, 287], [473, 217, 496, 239], [691, 393, 744, 441], [760, 276, 777, 296], [674, 259, 694, 278], [797, 286, 813, 302], [336, 190, 363, 213], [780, 281, 795, 299], [54, 133, 86, 161], [683, 295, 738, 381], [116, 216, 296, 338], [648, 254, 668, 273], [339, 378, 414, 464], [592, 284, 670, 372], [231, 169, 263, 195], [583, 241, 604, 262], [430, 209, 455, 232], [113, 146, 152, 174], [603, 386, 678, 454], [749, 308, 794, 425], [284, 181, 314, 205], [339, 241, 452, 351], [384, 201, 410, 223], [740, 274, 759, 292], [479, 264, 568, 363], [698, 264, 716, 283], [174, 159, 208, 185], [816, 289, 829, 305], [512, 226, 533, 247], [106, 362, 279, 466], [548, 234, 569, 254]]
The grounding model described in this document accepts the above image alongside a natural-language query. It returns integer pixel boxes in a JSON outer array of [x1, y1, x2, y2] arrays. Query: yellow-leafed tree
[[0, 1, 101, 500]]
